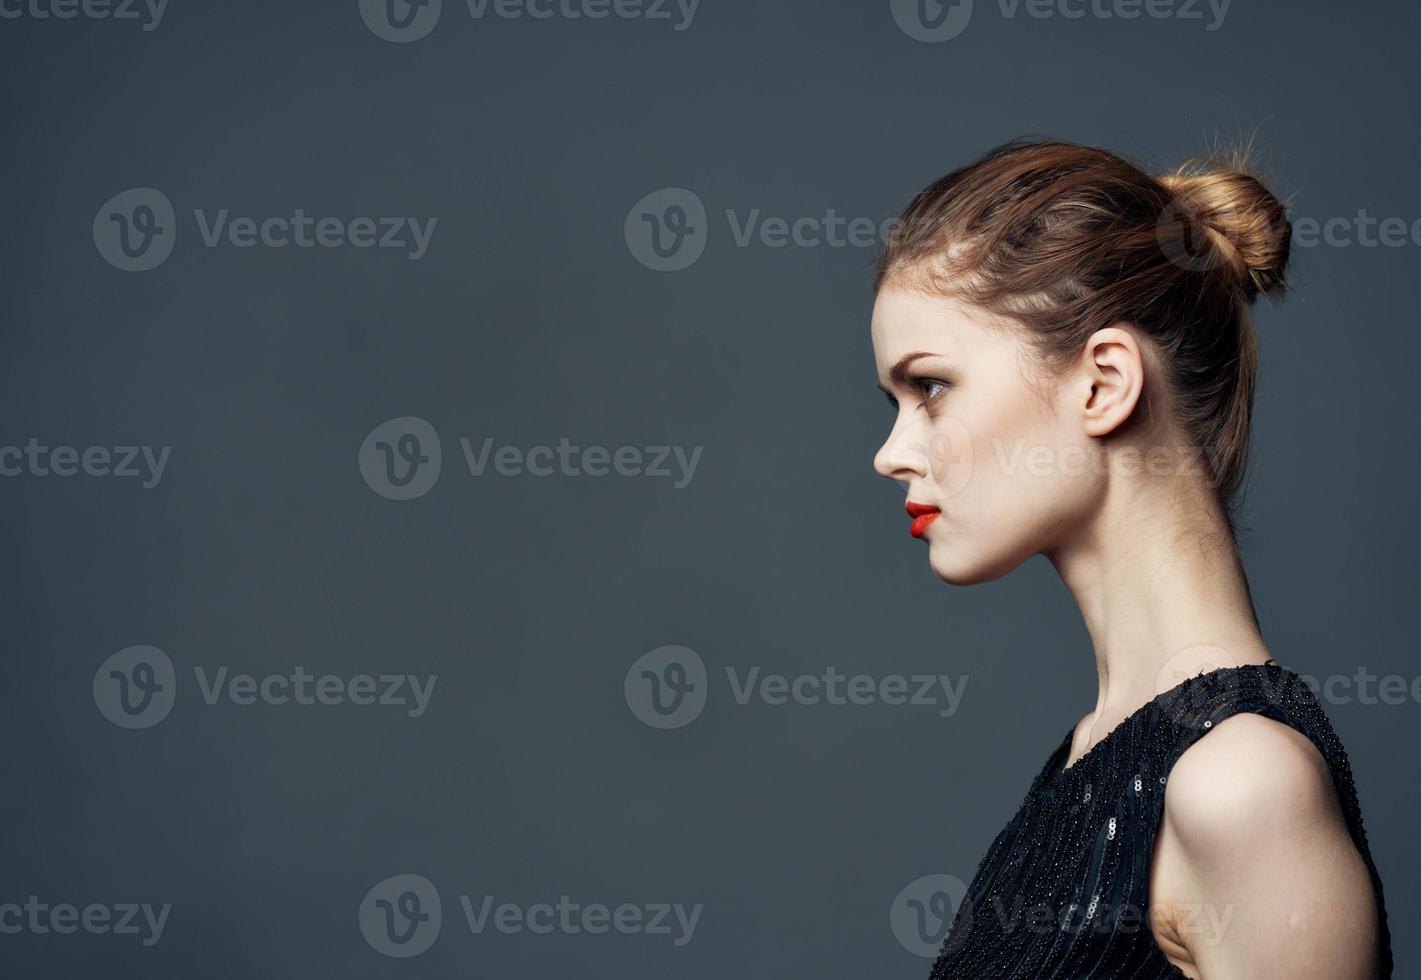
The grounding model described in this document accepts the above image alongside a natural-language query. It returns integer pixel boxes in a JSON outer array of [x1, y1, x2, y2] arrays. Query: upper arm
[[1149, 713, 1380, 980]]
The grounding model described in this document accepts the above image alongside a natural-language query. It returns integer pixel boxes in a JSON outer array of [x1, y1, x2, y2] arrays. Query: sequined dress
[[927, 663, 1393, 979]]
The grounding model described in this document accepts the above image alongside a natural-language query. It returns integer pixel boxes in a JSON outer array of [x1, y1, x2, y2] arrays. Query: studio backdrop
[[2, 0, 1417, 977]]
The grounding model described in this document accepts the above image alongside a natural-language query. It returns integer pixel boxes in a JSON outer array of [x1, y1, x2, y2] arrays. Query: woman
[[871, 140, 1392, 979]]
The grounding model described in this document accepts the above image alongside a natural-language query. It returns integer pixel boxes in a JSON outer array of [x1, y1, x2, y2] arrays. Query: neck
[[1046, 475, 1272, 731]]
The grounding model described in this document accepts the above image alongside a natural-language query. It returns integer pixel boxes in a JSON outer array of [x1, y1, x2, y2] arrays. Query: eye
[[882, 390, 899, 410], [914, 377, 951, 403]]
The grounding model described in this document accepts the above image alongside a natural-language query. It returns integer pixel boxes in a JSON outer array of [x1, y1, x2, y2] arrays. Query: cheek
[[929, 399, 1100, 564], [935, 384, 1062, 502], [977, 412, 1098, 516]]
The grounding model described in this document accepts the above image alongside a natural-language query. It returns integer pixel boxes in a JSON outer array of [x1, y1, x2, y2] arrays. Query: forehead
[[871, 289, 1004, 367]]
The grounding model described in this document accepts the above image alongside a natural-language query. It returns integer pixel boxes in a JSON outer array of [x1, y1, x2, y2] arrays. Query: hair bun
[[1157, 159, 1291, 300]]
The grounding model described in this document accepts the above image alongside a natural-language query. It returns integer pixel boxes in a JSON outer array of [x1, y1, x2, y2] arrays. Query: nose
[[873, 415, 929, 483]]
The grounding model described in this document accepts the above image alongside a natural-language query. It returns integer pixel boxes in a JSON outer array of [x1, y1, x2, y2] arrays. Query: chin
[[926, 536, 1031, 586]]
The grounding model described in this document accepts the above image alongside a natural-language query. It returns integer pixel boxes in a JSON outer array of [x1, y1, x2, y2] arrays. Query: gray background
[[3, 0, 1417, 976]]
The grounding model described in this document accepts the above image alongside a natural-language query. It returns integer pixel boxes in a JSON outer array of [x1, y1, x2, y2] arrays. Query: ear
[[1076, 325, 1145, 438]]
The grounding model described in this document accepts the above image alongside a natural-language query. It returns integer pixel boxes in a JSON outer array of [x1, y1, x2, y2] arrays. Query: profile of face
[[872, 288, 1133, 585]]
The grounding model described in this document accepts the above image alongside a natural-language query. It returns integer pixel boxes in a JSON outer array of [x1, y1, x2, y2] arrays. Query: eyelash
[[884, 376, 953, 409], [916, 377, 951, 403]]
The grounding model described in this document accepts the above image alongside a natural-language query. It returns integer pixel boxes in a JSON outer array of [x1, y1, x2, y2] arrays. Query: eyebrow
[[877, 351, 941, 392]]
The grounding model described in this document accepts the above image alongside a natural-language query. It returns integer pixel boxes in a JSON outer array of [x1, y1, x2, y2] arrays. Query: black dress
[[928, 663, 1393, 979]]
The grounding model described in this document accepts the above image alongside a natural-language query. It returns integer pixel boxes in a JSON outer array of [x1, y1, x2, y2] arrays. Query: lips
[[905, 500, 941, 538]]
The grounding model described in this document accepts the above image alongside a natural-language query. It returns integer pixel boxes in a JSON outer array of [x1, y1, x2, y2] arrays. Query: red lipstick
[[905, 501, 941, 538]]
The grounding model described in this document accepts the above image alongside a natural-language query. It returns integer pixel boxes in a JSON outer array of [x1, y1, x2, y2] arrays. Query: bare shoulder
[[1162, 712, 1340, 848], [1151, 712, 1381, 979]]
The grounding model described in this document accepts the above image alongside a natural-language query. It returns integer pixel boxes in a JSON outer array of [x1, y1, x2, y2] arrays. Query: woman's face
[[871, 288, 1104, 584]]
